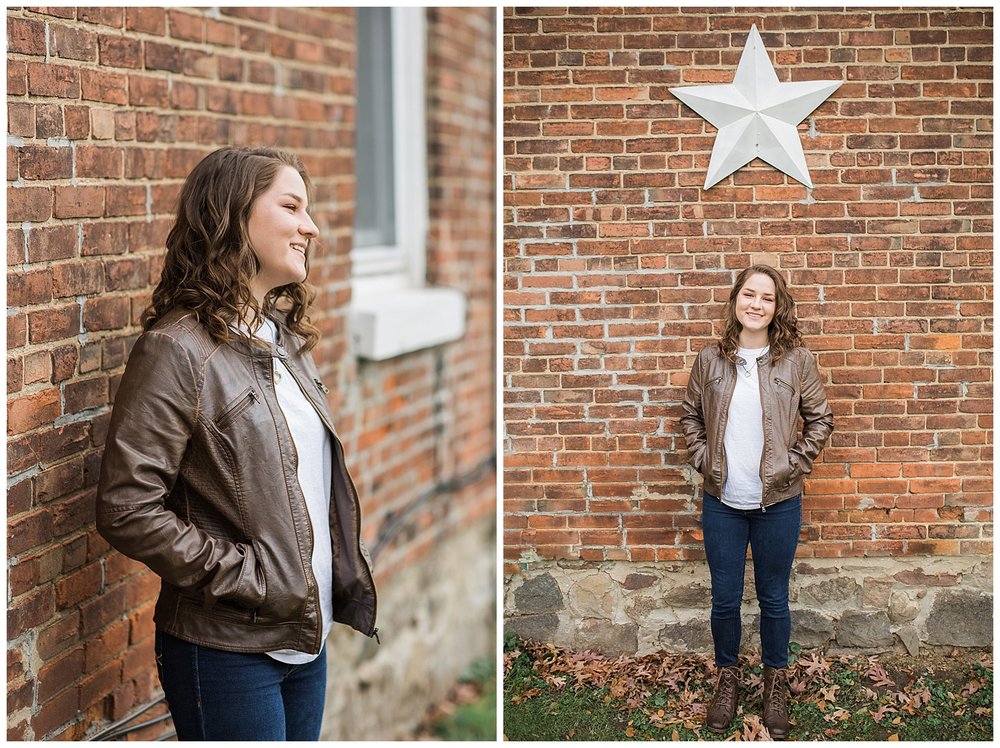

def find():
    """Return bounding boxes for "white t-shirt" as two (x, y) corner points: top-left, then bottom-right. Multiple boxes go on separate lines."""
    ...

(252, 320), (334, 664)
(721, 346), (769, 510)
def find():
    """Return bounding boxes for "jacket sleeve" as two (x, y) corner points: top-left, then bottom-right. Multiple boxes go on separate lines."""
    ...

(95, 330), (265, 610)
(789, 348), (834, 477)
(678, 348), (708, 472)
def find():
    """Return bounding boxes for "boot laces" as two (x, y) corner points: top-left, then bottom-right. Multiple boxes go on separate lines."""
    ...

(713, 668), (739, 711)
(766, 669), (787, 716)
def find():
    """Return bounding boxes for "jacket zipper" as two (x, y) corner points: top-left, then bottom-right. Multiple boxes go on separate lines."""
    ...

(717, 372), (736, 493)
(216, 388), (258, 428)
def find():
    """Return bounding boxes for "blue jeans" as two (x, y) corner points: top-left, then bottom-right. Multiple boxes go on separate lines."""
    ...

(155, 629), (327, 741)
(701, 492), (801, 669)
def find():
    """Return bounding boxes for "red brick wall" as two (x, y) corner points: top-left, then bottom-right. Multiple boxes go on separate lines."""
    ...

(503, 8), (992, 568)
(344, 6), (496, 582)
(7, 6), (495, 740)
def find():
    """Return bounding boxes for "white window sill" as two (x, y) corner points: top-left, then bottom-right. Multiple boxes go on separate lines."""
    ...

(349, 284), (467, 361)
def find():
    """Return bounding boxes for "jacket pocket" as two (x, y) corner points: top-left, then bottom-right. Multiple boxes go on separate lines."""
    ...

(215, 387), (258, 429)
(774, 376), (797, 393)
(248, 539), (268, 620)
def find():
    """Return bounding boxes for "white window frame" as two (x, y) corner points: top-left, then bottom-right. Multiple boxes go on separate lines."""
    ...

(350, 7), (466, 361)
(352, 6), (427, 289)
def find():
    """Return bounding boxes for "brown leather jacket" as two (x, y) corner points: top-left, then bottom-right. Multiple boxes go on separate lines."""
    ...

(680, 343), (834, 508)
(96, 308), (377, 654)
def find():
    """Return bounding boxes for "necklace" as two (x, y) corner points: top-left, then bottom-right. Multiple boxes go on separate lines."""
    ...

(737, 347), (769, 378)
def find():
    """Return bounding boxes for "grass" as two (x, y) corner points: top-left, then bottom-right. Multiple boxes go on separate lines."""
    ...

(504, 633), (992, 741)
(418, 656), (497, 740)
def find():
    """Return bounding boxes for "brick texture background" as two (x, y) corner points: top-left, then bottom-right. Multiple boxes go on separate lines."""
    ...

(503, 8), (991, 570)
(7, 7), (495, 740)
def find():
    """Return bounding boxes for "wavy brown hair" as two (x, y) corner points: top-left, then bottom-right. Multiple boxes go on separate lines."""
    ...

(142, 146), (320, 353)
(720, 264), (802, 362)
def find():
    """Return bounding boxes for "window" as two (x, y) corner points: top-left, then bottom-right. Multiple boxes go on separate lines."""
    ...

(350, 7), (465, 360)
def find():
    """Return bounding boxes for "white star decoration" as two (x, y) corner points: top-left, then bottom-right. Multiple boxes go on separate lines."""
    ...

(670, 25), (842, 190)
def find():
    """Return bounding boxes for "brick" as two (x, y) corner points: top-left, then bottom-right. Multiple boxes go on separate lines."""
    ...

(8, 102), (36, 137)
(27, 62), (81, 98)
(63, 376), (108, 414)
(80, 68), (129, 105)
(9, 17), (47, 55)
(74, 145), (124, 179)
(128, 74), (169, 107)
(8, 268), (53, 307)
(104, 257), (149, 291)
(16, 146), (73, 180)
(50, 23), (98, 61)
(105, 185), (146, 217)
(77, 7), (124, 27)
(126, 7), (166, 34)
(8, 186), (53, 222)
(52, 261), (104, 297)
(82, 221), (128, 256)
(7, 387), (60, 435)
(8, 59), (27, 96)
(98, 34), (142, 68)
(55, 562), (102, 609)
(64, 104), (91, 139)
(28, 303), (81, 344)
(143, 40), (182, 72)
(53, 186), (106, 219)
(28, 225), (78, 263)
(91, 107), (115, 139)
(83, 296), (129, 331)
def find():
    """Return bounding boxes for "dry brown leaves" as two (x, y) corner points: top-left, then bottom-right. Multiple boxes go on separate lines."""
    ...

(505, 640), (993, 742)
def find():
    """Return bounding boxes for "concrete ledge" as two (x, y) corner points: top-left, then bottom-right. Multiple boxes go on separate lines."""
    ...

(350, 285), (467, 361)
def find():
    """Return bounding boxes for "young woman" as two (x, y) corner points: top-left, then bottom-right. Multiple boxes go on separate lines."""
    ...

(96, 147), (378, 741)
(679, 264), (833, 740)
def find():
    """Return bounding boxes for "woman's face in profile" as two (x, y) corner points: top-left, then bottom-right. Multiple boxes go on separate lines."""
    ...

(247, 165), (319, 299)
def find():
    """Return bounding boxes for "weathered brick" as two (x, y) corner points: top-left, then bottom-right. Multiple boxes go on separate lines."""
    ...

(27, 303), (80, 344)
(28, 225), (78, 263)
(27, 62), (81, 98)
(125, 6), (166, 34)
(8, 186), (53, 222)
(50, 23), (98, 61)
(7, 387), (60, 435)
(80, 68), (129, 105)
(98, 35), (142, 69)
(53, 186), (106, 219)
(8, 17), (47, 55)
(16, 145), (73, 181)
(82, 296), (130, 331)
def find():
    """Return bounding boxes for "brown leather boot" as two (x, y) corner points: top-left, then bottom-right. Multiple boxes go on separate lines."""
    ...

(762, 665), (791, 740)
(705, 665), (740, 733)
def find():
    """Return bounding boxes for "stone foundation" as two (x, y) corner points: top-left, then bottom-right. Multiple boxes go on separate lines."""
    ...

(322, 514), (495, 740)
(504, 555), (992, 658)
